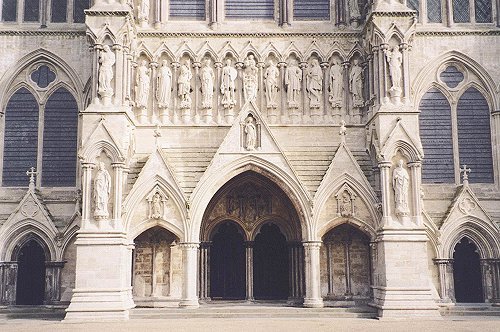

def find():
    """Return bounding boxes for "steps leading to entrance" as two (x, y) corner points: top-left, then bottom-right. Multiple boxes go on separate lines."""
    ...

(130, 305), (378, 319)
(439, 304), (500, 317)
(0, 306), (66, 320)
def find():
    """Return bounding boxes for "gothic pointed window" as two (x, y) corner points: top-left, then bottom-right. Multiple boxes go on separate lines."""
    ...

(51, 0), (68, 22)
(452, 0), (470, 22)
(427, 0), (442, 22)
(293, 0), (330, 20)
(169, 0), (206, 19)
(474, 0), (492, 23)
(73, 0), (90, 23)
(419, 88), (454, 183)
(2, 88), (39, 186)
(225, 0), (274, 19)
(23, 0), (40, 22)
(42, 87), (78, 187)
(1, 0), (17, 22)
(457, 87), (493, 183)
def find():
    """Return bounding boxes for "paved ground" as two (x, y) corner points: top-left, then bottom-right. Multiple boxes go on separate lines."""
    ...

(1, 316), (500, 332)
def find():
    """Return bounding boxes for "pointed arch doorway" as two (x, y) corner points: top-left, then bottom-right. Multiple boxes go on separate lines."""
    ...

(16, 239), (46, 305)
(200, 171), (303, 302)
(453, 237), (484, 303)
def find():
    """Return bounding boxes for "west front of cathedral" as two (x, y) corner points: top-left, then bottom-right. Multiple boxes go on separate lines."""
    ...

(0, 0), (499, 320)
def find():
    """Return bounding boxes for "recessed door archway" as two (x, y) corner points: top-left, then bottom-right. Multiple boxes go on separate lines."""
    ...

(200, 171), (303, 302)
(453, 237), (484, 303)
(15, 239), (47, 305)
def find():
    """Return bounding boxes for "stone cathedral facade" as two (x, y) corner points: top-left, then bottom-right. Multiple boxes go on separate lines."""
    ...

(0, 0), (499, 321)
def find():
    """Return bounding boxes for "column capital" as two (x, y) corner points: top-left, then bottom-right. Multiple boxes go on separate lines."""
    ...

(433, 258), (453, 265)
(378, 160), (392, 168)
(179, 242), (200, 250)
(407, 161), (422, 168)
(303, 241), (322, 249)
(244, 241), (254, 248)
(81, 162), (96, 169)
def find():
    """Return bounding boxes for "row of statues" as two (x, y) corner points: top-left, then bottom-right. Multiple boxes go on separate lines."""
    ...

(128, 55), (367, 112)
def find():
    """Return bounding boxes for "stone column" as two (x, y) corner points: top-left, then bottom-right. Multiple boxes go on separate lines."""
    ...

(481, 259), (495, 303)
(379, 44), (389, 104)
(171, 62), (180, 124)
(245, 241), (254, 301)
(277, 61), (287, 124)
(150, 61), (159, 123)
(303, 241), (323, 308)
(336, 0), (347, 26)
(179, 242), (199, 308)
(214, 61), (222, 124)
(113, 44), (124, 106)
(408, 161), (422, 225)
(378, 161), (392, 226)
(342, 61), (350, 123)
(199, 242), (211, 301)
(288, 242), (303, 302)
(492, 259), (500, 303)
(320, 61), (329, 123)
(111, 162), (126, 228)
(326, 242), (335, 298)
(434, 258), (453, 302)
(299, 61), (308, 122)
(91, 45), (100, 103)
(45, 261), (65, 304)
(0, 262), (17, 305)
(80, 162), (95, 229)
(193, 62), (201, 124)
(343, 238), (353, 298)
(366, 52), (374, 118)
(400, 43), (410, 104)
(372, 45), (381, 107)
(154, 0), (161, 28)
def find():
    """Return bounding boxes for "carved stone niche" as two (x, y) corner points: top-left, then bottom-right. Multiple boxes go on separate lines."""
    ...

(335, 184), (357, 217)
(146, 185), (169, 220)
(240, 114), (261, 151)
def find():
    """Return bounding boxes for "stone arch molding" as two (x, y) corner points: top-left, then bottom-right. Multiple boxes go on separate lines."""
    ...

(379, 118), (424, 162)
(440, 216), (500, 259)
(189, 155), (312, 243)
(314, 174), (379, 240)
(80, 119), (126, 163)
(412, 51), (498, 111)
(123, 175), (187, 241)
(0, 48), (84, 112)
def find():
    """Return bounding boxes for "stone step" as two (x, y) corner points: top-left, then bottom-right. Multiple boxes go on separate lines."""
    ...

(439, 304), (500, 317)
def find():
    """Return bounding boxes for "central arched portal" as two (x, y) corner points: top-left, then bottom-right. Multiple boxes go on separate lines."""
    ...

(200, 171), (303, 302)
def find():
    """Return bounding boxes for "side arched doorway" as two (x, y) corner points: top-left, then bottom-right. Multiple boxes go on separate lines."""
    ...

(132, 226), (182, 306)
(16, 240), (46, 305)
(200, 171), (303, 302)
(320, 224), (372, 305)
(453, 237), (484, 303)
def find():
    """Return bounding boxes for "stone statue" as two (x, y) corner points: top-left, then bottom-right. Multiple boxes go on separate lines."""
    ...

(93, 162), (111, 219)
(138, 0), (149, 25)
(392, 159), (410, 216)
(220, 59), (237, 108)
(98, 45), (115, 95)
(349, 59), (364, 107)
(349, 0), (361, 19)
(199, 58), (215, 109)
(244, 115), (257, 151)
(306, 59), (323, 108)
(178, 59), (192, 109)
(284, 59), (302, 108)
(243, 55), (258, 103)
(384, 47), (403, 90)
(339, 191), (352, 217)
(328, 60), (344, 108)
(156, 60), (172, 109)
(135, 60), (151, 109)
(264, 60), (279, 109)
(151, 192), (163, 219)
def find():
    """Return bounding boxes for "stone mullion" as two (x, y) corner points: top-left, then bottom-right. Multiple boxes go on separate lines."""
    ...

(179, 242), (199, 308)
(245, 241), (254, 301)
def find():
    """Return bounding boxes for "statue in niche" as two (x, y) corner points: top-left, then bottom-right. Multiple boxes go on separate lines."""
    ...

(349, 0), (361, 19)
(178, 59), (192, 109)
(284, 59), (302, 108)
(93, 162), (111, 220)
(199, 58), (215, 109)
(244, 115), (257, 151)
(156, 60), (172, 109)
(264, 59), (279, 109)
(135, 60), (151, 109)
(328, 60), (344, 108)
(349, 59), (364, 107)
(138, 0), (149, 25)
(150, 192), (163, 219)
(384, 47), (403, 91)
(98, 45), (115, 96)
(220, 59), (237, 108)
(392, 159), (410, 216)
(306, 59), (323, 108)
(339, 191), (353, 217)
(243, 55), (258, 103)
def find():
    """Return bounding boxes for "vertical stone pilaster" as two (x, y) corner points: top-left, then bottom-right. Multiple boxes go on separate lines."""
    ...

(81, 162), (95, 229)
(400, 43), (410, 104)
(277, 61), (287, 122)
(111, 162), (126, 225)
(44, 261), (65, 304)
(303, 241), (323, 308)
(199, 242), (211, 301)
(299, 61), (308, 120)
(326, 242), (334, 297)
(113, 44), (124, 106)
(179, 242), (199, 308)
(0, 262), (17, 305)
(408, 161), (422, 226)
(193, 62), (201, 123)
(378, 161), (392, 226)
(434, 258), (453, 302)
(214, 61), (222, 123)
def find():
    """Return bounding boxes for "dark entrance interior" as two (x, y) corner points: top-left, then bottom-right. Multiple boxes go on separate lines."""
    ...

(16, 240), (46, 305)
(210, 221), (246, 299)
(253, 223), (289, 300)
(453, 237), (484, 303)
